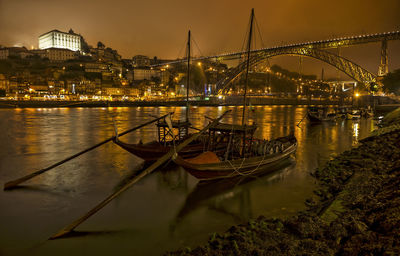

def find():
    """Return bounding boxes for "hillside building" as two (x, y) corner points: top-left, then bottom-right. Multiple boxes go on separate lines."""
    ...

(39, 29), (82, 52)
(34, 48), (78, 62)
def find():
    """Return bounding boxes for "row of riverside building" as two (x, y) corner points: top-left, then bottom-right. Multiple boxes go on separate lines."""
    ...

(0, 28), (200, 99)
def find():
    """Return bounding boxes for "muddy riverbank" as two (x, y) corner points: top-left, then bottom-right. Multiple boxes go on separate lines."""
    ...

(168, 109), (400, 255)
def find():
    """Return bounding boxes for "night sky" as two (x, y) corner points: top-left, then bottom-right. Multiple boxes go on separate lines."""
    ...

(1, 0), (399, 78)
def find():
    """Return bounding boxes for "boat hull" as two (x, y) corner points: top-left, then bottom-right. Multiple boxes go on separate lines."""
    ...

(346, 113), (361, 120)
(307, 112), (336, 122)
(113, 139), (207, 162)
(173, 141), (297, 181)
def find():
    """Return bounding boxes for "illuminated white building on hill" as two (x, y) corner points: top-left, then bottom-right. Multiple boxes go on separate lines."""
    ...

(38, 29), (81, 52)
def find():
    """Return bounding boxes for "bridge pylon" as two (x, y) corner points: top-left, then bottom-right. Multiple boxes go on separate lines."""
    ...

(378, 40), (389, 77)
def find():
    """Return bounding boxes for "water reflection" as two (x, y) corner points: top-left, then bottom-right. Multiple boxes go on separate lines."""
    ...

(170, 159), (295, 232)
(0, 106), (377, 256)
(352, 121), (359, 144)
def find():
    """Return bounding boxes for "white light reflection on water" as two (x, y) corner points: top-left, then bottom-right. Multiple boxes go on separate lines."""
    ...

(353, 121), (359, 143)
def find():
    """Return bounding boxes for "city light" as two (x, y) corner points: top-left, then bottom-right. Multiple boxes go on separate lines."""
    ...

(0, 4), (399, 256)
(0, 17), (396, 105)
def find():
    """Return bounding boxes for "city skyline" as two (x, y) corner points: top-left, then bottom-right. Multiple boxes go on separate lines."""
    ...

(1, 0), (400, 78)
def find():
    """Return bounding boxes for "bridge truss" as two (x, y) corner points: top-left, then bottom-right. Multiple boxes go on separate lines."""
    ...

(152, 30), (400, 93)
(216, 47), (377, 94)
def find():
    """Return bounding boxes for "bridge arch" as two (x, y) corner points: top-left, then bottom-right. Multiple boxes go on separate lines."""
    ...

(216, 47), (377, 94)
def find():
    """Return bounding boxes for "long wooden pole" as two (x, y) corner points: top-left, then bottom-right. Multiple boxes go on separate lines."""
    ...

(3, 113), (173, 190)
(297, 112), (308, 127)
(50, 110), (230, 240)
(186, 30), (191, 124)
(242, 8), (254, 126)
(242, 8), (255, 156)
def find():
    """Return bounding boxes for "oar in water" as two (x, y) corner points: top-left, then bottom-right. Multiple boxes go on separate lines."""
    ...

(3, 113), (173, 190)
(50, 110), (230, 240)
(297, 112), (308, 127)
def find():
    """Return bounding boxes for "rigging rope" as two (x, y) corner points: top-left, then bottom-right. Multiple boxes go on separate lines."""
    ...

(254, 15), (265, 49)
(191, 34), (204, 58)
(165, 114), (177, 157)
(224, 125), (234, 161)
(225, 145), (269, 178)
(221, 122), (270, 178)
(177, 36), (187, 60)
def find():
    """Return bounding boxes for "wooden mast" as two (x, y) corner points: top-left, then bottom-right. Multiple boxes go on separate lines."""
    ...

(242, 8), (254, 126)
(241, 8), (255, 156)
(186, 30), (191, 125)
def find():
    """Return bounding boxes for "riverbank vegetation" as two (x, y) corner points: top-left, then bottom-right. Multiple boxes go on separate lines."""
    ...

(382, 69), (400, 95)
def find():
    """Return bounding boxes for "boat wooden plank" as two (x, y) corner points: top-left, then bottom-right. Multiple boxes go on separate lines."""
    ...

(174, 142), (297, 180)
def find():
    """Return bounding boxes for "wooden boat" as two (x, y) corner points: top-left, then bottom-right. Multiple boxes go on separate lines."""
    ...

(307, 106), (337, 122)
(113, 31), (226, 163)
(346, 109), (361, 120)
(173, 9), (297, 180)
(114, 139), (206, 162)
(360, 108), (374, 118)
(113, 118), (215, 163)
(173, 133), (297, 180)
(335, 106), (349, 119)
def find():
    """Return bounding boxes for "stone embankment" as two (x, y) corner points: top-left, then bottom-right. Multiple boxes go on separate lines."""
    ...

(168, 109), (400, 255)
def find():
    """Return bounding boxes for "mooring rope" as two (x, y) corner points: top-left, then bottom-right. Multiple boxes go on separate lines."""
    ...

(226, 150), (269, 178)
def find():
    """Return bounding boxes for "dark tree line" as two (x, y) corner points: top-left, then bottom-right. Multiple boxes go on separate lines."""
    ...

(382, 69), (400, 95)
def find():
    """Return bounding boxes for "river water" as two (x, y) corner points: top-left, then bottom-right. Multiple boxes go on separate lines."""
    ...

(0, 106), (377, 255)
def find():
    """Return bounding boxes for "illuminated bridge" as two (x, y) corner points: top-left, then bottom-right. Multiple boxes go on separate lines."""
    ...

(155, 30), (400, 93)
